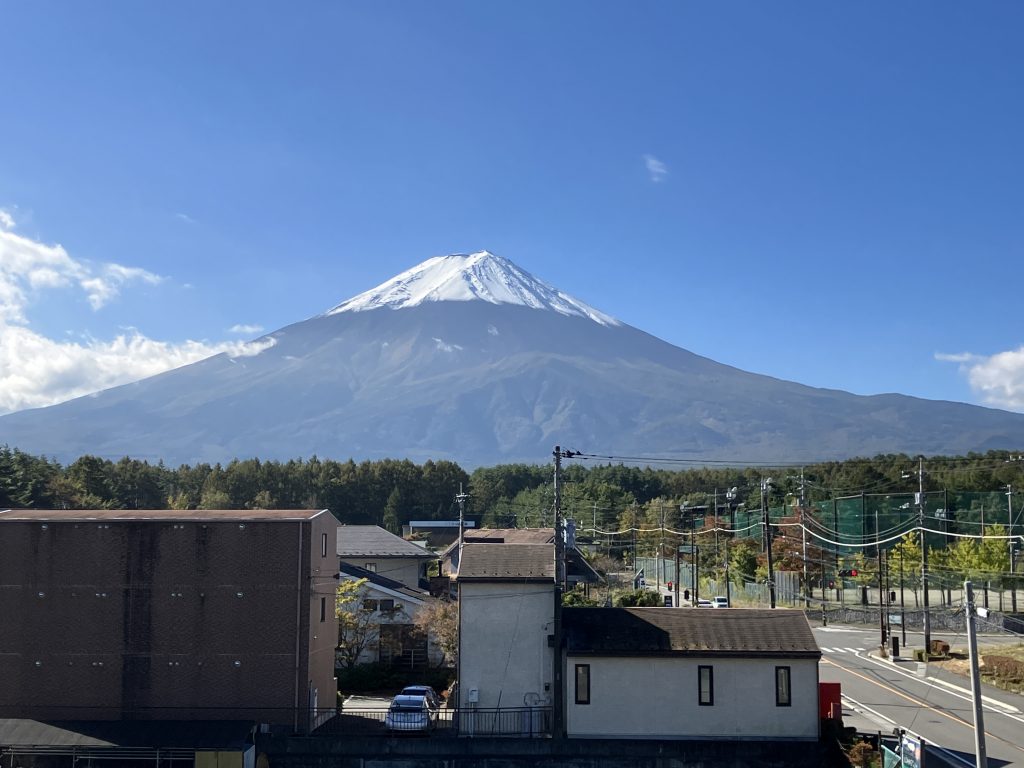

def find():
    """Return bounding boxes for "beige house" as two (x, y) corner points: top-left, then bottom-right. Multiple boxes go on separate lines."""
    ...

(563, 608), (821, 740)
(337, 563), (444, 667)
(337, 525), (437, 588)
(456, 543), (556, 726)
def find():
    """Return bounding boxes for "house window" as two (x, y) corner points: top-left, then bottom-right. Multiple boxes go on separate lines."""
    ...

(320, 597), (326, 622)
(379, 598), (395, 612)
(775, 666), (791, 707)
(574, 664), (590, 705)
(698, 665), (714, 706)
(362, 599), (378, 611)
(321, 533), (328, 557)
(365, 562), (377, 572)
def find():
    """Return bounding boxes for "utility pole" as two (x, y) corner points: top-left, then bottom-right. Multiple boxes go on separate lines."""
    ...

(692, 509), (699, 605)
(552, 445), (572, 740)
(918, 457), (931, 656)
(762, 478), (776, 609)
(658, 500), (665, 590)
(876, 505), (886, 644)
(725, 488), (737, 608)
(1009, 485), (1017, 613)
(799, 470), (809, 607)
(455, 484), (469, 575)
(964, 581), (988, 768)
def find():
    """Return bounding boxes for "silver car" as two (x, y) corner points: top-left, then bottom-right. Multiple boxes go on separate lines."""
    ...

(384, 694), (437, 733)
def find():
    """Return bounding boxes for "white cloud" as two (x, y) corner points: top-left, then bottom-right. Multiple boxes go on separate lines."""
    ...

(0, 324), (274, 414)
(0, 212), (272, 415)
(643, 154), (668, 183)
(0, 224), (165, 317)
(937, 347), (1024, 411)
(228, 323), (264, 335)
(0, 209), (15, 230)
(175, 212), (197, 224)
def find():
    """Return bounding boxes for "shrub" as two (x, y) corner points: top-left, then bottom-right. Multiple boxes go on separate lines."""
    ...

(981, 655), (1024, 683)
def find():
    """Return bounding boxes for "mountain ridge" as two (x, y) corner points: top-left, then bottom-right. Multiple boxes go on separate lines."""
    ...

(1, 253), (1023, 466)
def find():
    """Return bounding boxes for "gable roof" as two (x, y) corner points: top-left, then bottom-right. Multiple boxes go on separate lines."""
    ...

(564, 607), (820, 658)
(440, 528), (554, 560)
(456, 542), (555, 581)
(339, 562), (430, 602)
(0, 508), (329, 522)
(337, 525), (437, 558)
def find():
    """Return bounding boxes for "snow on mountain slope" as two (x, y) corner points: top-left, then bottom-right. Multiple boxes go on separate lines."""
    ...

(325, 250), (620, 327)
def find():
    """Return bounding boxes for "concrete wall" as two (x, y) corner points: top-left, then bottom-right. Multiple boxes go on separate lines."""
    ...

(256, 734), (829, 768)
(458, 582), (554, 711)
(566, 656), (819, 740)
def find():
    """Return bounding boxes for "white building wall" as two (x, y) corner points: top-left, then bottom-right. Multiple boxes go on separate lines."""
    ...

(459, 582), (554, 711)
(341, 557), (424, 588)
(567, 656), (818, 740)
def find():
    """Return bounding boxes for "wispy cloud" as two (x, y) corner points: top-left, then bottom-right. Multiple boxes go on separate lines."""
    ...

(175, 212), (197, 224)
(228, 323), (264, 335)
(643, 154), (668, 183)
(0, 210), (272, 415)
(936, 348), (1024, 411)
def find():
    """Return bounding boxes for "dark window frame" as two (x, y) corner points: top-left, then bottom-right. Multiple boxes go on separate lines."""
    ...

(362, 598), (378, 611)
(775, 666), (792, 707)
(319, 596), (326, 622)
(379, 598), (396, 612)
(321, 533), (328, 557)
(698, 665), (714, 706)
(575, 664), (591, 705)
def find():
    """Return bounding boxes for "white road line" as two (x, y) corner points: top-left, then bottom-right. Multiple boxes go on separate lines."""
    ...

(850, 650), (1024, 721)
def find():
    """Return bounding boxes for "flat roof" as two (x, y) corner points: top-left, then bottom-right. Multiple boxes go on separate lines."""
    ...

(0, 508), (330, 522)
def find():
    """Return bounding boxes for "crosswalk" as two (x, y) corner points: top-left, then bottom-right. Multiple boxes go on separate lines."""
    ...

(820, 646), (866, 655)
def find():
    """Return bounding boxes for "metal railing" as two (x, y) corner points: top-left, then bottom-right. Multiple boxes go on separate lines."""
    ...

(313, 706), (552, 738)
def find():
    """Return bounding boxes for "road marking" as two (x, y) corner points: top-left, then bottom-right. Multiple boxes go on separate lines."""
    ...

(823, 657), (1024, 756)
(851, 650), (1024, 718)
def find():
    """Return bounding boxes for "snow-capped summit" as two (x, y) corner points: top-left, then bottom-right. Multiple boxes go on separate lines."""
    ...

(325, 250), (620, 327)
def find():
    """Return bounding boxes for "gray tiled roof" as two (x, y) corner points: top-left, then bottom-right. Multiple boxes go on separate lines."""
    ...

(564, 608), (820, 658)
(456, 543), (555, 581)
(337, 525), (437, 558)
(338, 563), (430, 601)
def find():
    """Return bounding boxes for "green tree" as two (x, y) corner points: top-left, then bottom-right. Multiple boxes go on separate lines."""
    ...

(412, 598), (458, 667)
(336, 578), (378, 669)
(383, 487), (402, 533)
(890, 533), (922, 606)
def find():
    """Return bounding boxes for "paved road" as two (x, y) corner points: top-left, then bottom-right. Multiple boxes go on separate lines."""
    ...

(814, 625), (1024, 767)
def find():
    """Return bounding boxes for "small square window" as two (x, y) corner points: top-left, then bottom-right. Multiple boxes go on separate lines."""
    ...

(775, 666), (791, 707)
(698, 665), (713, 706)
(379, 598), (395, 612)
(362, 599), (378, 611)
(575, 664), (590, 705)
(365, 562), (377, 572)
(320, 597), (326, 623)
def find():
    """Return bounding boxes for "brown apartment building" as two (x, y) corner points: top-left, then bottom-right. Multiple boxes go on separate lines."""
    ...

(0, 508), (339, 733)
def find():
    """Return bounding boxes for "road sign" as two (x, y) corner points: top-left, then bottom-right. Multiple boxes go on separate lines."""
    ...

(677, 545), (696, 554)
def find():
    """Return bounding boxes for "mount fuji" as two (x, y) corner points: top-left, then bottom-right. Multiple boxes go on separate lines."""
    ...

(3, 250), (1024, 466)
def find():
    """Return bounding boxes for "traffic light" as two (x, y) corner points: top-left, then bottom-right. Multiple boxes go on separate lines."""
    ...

(838, 569), (858, 577)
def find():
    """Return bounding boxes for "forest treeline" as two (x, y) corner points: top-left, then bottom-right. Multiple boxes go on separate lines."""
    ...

(2, 446), (1023, 533)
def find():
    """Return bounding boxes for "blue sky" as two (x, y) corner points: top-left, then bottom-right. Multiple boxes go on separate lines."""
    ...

(2, 2), (1023, 415)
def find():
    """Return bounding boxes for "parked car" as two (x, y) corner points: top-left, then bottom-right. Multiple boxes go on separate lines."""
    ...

(711, 596), (730, 608)
(695, 598), (713, 608)
(384, 694), (437, 732)
(400, 685), (441, 710)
